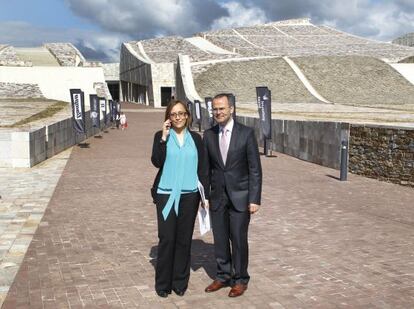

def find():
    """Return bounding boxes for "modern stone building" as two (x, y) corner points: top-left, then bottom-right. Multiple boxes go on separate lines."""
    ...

(0, 42), (112, 102)
(119, 36), (234, 107)
(120, 18), (414, 107)
(0, 42), (112, 168)
(102, 63), (120, 101)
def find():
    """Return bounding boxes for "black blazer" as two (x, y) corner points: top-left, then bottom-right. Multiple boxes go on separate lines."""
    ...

(151, 130), (209, 203)
(203, 122), (262, 211)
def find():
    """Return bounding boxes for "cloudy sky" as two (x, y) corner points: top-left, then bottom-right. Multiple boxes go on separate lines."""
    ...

(0, 0), (413, 62)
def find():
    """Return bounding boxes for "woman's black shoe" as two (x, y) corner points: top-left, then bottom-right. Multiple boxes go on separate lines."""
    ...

(156, 290), (169, 298)
(172, 288), (186, 296)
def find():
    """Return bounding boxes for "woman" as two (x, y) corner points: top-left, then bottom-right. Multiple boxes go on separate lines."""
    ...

(120, 112), (127, 130)
(151, 100), (208, 298)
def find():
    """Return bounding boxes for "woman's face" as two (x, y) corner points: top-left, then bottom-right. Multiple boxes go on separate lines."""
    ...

(169, 103), (188, 129)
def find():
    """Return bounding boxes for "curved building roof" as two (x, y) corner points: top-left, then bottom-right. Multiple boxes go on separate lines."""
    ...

(0, 43), (89, 67)
(127, 18), (414, 64)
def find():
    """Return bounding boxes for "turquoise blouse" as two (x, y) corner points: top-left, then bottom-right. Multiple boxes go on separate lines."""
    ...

(157, 129), (198, 220)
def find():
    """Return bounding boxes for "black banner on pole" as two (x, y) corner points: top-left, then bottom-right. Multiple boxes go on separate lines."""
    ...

(256, 86), (272, 139)
(186, 100), (193, 126)
(204, 97), (214, 127)
(228, 93), (236, 120)
(70, 89), (86, 134)
(99, 97), (107, 126)
(193, 100), (202, 124)
(90, 94), (100, 128)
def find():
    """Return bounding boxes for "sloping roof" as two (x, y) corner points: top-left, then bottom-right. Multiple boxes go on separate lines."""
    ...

(128, 18), (414, 64)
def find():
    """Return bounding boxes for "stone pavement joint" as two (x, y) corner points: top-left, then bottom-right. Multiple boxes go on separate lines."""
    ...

(1, 105), (414, 308)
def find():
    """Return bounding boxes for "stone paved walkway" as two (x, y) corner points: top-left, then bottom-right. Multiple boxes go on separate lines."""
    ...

(0, 148), (72, 305)
(1, 106), (414, 308)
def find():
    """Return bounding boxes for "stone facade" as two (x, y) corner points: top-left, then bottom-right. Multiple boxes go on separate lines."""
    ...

(293, 56), (414, 106)
(193, 57), (320, 104)
(197, 19), (414, 62)
(0, 82), (44, 98)
(44, 43), (85, 67)
(349, 125), (414, 187)
(102, 63), (119, 81)
(0, 46), (28, 66)
(151, 63), (175, 106)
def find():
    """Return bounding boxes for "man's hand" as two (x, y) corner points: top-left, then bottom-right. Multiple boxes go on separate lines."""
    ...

(248, 203), (260, 214)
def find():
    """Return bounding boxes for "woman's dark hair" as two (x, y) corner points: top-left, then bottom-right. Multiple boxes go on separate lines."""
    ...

(164, 100), (192, 128)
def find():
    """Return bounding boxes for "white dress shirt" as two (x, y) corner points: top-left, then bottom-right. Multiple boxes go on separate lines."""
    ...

(219, 118), (234, 151)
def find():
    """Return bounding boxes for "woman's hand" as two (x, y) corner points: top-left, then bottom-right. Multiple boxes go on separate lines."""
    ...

(201, 200), (209, 209)
(162, 120), (171, 141)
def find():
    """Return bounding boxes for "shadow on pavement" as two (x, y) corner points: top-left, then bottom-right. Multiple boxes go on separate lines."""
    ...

(149, 239), (216, 280)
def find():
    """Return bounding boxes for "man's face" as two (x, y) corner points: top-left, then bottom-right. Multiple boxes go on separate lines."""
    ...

(212, 96), (233, 126)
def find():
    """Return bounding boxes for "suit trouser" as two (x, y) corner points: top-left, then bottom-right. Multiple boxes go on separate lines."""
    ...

(211, 190), (251, 285)
(155, 192), (199, 292)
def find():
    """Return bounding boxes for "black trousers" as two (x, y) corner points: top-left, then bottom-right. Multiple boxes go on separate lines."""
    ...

(211, 190), (251, 285)
(155, 192), (200, 292)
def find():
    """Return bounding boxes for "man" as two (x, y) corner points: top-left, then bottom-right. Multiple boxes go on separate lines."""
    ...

(203, 93), (262, 297)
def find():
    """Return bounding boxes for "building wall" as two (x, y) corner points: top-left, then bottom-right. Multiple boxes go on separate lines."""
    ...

(0, 66), (108, 104)
(119, 44), (153, 105)
(349, 125), (414, 187)
(0, 111), (105, 168)
(151, 63), (175, 107)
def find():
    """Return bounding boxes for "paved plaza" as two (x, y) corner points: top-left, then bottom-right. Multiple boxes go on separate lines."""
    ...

(1, 105), (414, 308)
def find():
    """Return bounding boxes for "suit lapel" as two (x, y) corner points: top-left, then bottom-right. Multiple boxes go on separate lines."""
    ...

(212, 125), (225, 168)
(225, 122), (238, 167)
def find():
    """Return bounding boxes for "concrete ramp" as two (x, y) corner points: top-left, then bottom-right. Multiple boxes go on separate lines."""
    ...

(15, 47), (60, 66)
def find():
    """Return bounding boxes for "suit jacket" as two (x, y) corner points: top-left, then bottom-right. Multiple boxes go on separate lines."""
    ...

(151, 129), (209, 203)
(204, 122), (262, 211)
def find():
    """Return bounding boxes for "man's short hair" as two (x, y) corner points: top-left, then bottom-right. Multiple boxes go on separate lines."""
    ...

(213, 93), (233, 106)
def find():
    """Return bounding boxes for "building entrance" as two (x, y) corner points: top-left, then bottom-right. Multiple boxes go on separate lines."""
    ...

(161, 87), (172, 107)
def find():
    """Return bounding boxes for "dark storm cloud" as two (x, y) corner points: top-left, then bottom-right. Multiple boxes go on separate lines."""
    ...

(65, 0), (229, 38)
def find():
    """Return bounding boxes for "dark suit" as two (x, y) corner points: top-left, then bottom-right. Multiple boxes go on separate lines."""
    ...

(204, 121), (262, 285)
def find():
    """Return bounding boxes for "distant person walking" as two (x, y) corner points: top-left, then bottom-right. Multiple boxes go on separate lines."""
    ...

(115, 112), (121, 129)
(151, 100), (208, 298)
(120, 112), (127, 130)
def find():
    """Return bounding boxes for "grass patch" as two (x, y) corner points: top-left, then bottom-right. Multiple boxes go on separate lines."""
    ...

(0, 101), (68, 128)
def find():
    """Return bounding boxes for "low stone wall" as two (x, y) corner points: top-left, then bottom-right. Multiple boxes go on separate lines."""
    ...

(0, 111), (106, 168)
(198, 108), (348, 169)
(349, 125), (414, 187)
(197, 108), (413, 185)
